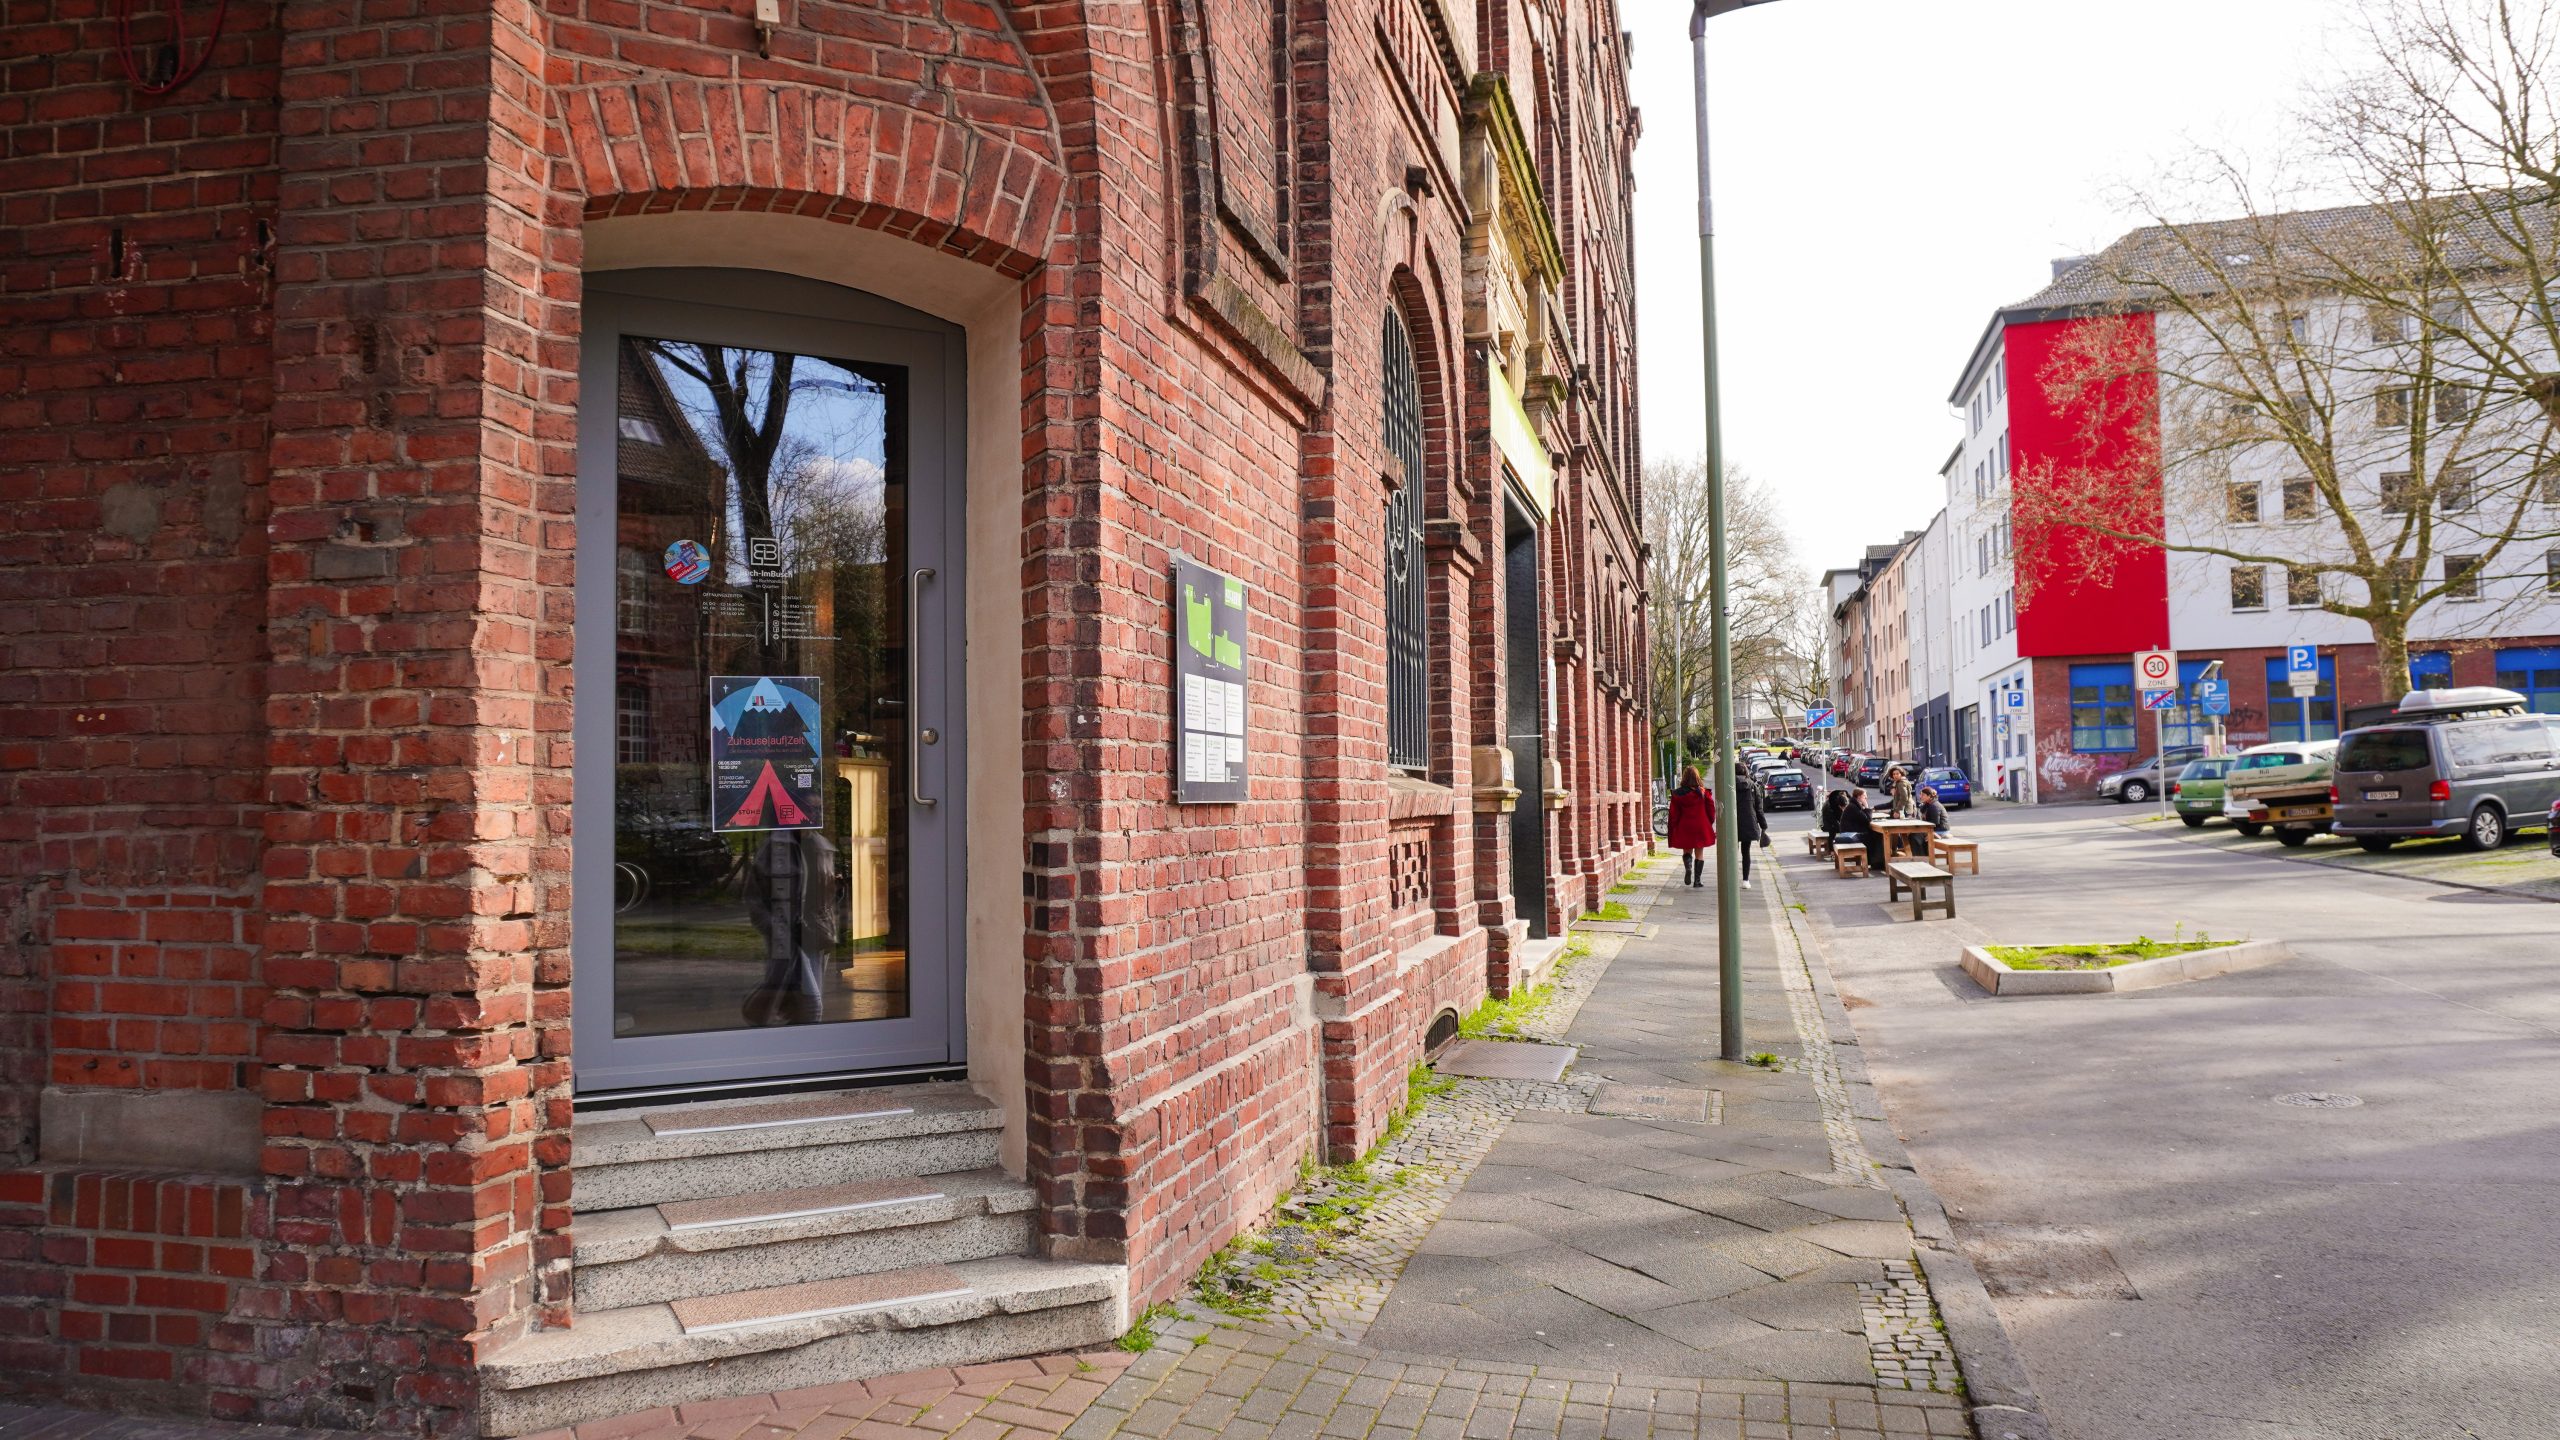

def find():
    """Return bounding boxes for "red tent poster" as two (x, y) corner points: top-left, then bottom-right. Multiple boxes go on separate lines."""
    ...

(708, 675), (825, 832)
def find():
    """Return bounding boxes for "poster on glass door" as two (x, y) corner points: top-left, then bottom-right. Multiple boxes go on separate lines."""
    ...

(709, 675), (826, 832)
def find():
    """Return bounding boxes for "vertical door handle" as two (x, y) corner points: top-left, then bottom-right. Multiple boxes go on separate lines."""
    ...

(910, 566), (938, 807)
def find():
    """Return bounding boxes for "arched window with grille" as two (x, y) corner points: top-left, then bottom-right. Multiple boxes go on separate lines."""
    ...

(1382, 308), (1430, 774)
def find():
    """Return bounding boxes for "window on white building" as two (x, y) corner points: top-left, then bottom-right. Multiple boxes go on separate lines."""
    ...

(2439, 466), (2475, 512)
(2282, 476), (2316, 520)
(2377, 388), (2412, 427)
(2381, 471), (2419, 514)
(2230, 566), (2266, 611)
(2444, 553), (2484, 600)
(2286, 568), (2322, 608)
(2227, 482), (2260, 524)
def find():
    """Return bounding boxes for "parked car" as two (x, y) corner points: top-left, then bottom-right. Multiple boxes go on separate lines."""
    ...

(2095, 745), (2209, 804)
(2169, 756), (2233, 828)
(2330, 687), (2560, 852)
(2222, 740), (2340, 842)
(1762, 767), (1814, 810)
(1830, 750), (1857, 776)
(1852, 755), (1891, 788)
(1917, 766), (1973, 808)
(2550, 797), (2560, 856)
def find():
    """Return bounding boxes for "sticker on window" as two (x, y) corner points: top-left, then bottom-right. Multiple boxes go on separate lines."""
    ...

(664, 538), (711, 585)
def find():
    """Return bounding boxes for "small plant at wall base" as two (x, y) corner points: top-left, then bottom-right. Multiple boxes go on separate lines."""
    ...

(1580, 900), (1633, 922)
(1189, 1065), (1439, 1318)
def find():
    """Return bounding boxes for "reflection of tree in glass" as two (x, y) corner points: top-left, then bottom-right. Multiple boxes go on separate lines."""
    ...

(635, 342), (888, 573)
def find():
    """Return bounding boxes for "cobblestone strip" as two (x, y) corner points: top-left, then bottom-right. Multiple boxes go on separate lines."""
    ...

(1762, 876), (1878, 1189)
(1248, 862), (1670, 1340)
(1765, 871), (1964, 1398)
(1860, 1259), (1961, 1394)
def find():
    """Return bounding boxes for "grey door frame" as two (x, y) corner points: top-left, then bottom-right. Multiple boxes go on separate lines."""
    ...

(571, 268), (969, 1095)
(1503, 486), (1547, 941)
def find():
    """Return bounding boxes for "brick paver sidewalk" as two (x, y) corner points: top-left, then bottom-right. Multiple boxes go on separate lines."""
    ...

(0, 1353), (1135, 1440)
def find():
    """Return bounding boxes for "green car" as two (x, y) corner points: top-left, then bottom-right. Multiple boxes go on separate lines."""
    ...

(2170, 757), (2233, 827)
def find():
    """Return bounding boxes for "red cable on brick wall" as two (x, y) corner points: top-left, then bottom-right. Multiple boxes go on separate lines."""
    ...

(114, 0), (229, 96)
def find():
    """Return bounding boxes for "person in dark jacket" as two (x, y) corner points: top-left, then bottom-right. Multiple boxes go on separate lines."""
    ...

(1819, 787), (1850, 841)
(1916, 787), (1950, 834)
(1665, 765), (1716, 887)
(1839, 787), (1880, 863)
(1727, 775), (1768, 888)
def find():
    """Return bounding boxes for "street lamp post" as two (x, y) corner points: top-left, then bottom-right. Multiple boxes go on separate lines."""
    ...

(1691, 0), (1779, 1062)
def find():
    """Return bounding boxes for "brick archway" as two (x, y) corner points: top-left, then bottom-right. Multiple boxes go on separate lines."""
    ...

(554, 79), (1067, 278)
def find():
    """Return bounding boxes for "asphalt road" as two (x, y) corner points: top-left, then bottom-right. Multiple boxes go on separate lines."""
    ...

(1769, 760), (2560, 1440)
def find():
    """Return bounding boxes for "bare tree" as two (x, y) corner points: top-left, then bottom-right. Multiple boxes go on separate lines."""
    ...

(2011, 0), (2560, 697)
(1645, 456), (1814, 761)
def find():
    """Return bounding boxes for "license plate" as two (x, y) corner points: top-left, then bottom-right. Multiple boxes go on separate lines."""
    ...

(2273, 805), (2326, 821)
(2365, 789), (2399, 801)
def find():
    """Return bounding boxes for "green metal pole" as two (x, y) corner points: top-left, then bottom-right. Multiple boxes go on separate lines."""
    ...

(1690, 6), (1742, 1061)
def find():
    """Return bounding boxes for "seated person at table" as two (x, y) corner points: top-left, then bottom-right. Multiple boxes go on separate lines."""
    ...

(1840, 789), (1880, 859)
(1819, 787), (1851, 842)
(1916, 786), (1950, 834)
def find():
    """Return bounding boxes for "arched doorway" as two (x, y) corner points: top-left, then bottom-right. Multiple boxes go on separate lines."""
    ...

(570, 268), (969, 1094)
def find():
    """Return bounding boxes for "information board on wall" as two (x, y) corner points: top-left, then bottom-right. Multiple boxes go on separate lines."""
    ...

(1174, 556), (1250, 803)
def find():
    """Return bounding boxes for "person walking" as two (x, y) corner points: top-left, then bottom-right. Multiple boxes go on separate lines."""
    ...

(1666, 765), (1716, 888)
(1886, 765), (1916, 820)
(1728, 773), (1767, 889)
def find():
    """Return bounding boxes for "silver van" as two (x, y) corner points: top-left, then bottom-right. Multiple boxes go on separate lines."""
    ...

(2330, 688), (2560, 851)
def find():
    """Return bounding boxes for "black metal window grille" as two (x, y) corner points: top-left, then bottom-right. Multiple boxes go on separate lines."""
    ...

(1383, 309), (1430, 773)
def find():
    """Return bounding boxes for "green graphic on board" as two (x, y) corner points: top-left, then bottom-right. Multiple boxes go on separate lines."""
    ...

(1185, 580), (1243, 669)
(1173, 556), (1250, 803)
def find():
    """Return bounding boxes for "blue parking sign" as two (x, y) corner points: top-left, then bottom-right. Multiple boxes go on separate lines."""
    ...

(2287, 644), (2318, 678)
(2197, 678), (2231, 716)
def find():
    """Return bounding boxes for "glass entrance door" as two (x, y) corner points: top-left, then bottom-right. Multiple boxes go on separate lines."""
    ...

(573, 271), (966, 1094)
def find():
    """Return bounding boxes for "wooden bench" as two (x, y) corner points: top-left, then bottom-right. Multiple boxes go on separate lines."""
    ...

(1805, 831), (1834, 857)
(1929, 834), (1979, 876)
(1886, 860), (1955, 921)
(1831, 842), (1868, 878)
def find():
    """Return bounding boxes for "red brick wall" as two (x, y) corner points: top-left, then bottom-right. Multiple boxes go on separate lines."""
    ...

(4, 0), (1651, 1423)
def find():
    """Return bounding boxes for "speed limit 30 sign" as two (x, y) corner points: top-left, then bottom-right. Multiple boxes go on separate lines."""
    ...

(2134, 648), (2178, 688)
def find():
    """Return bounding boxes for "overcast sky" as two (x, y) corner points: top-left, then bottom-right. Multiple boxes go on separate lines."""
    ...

(1628, 0), (2365, 583)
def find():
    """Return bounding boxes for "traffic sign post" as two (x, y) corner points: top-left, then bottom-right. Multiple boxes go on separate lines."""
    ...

(2135, 649), (2178, 821)
(2287, 643), (2319, 738)
(1805, 706), (1837, 730)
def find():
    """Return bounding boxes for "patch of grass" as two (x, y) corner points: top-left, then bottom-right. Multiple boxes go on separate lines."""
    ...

(1578, 900), (1634, 922)
(1746, 1052), (1783, 1070)
(1117, 1302), (1177, 1351)
(1608, 881), (1637, 895)
(1989, 933), (2235, 970)
(1457, 935), (1591, 1039)
(1189, 1065), (1440, 1318)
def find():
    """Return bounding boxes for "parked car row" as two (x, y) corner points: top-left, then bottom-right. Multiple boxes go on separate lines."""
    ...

(2166, 687), (2560, 854)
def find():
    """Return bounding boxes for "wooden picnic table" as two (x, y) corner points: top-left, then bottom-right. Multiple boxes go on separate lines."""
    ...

(1871, 818), (1935, 864)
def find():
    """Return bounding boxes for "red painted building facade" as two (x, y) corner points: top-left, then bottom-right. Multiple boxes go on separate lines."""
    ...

(0, 0), (1652, 1431)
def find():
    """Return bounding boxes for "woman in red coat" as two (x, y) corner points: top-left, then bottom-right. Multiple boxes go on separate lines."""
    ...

(1665, 764), (1716, 887)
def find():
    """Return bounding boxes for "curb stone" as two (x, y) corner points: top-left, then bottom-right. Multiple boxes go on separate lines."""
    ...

(1768, 864), (2056, 1440)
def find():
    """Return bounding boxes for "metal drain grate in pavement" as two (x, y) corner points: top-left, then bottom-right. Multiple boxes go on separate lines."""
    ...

(1586, 1082), (1720, 1123)
(2275, 1091), (2364, 1108)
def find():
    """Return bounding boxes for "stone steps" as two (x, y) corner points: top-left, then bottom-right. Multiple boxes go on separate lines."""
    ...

(572, 1081), (1003, 1211)
(488, 1083), (1125, 1437)
(572, 1168), (1038, 1311)
(479, 1254), (1126, 1436)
